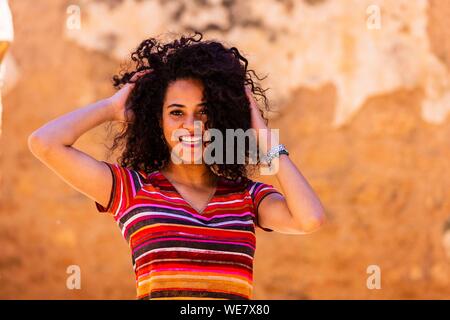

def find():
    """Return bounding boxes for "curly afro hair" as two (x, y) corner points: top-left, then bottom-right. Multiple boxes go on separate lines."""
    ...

(108, 31), (272, 181)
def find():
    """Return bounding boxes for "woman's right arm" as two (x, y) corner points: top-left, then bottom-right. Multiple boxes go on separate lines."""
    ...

(28, 70), (151, 207)
(28, 98), (120, 208)
(27, 73), (141, 208)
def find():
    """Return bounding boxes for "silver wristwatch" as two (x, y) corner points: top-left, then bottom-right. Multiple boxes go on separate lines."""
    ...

(263, 144), (289, 166)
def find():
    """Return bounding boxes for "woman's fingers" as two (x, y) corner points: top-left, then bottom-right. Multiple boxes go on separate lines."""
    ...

(110, 69), (152, 122)
(130, 69), (152, 82)
(245, 85), (259, 111)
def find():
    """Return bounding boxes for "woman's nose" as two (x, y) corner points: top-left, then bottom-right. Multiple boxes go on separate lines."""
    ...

(182, 114), (203, 133)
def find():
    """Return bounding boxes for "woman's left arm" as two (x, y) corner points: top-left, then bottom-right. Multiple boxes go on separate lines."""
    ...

(246, 86), (326, 235)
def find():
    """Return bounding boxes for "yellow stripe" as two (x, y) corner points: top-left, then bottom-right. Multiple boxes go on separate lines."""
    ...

(136, 275), (252, 298)
(137, 270), (252, 284)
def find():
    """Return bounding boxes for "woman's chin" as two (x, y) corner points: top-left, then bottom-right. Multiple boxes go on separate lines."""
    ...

(170, 143), (214, 165)
(177, 150), (205, 165)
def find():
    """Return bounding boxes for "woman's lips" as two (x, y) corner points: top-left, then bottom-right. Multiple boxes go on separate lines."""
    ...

(181, 141), (201, 148)
(179, 135), (202, 148)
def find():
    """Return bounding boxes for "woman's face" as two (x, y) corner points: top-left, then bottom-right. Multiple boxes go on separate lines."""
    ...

(161, 78), (209, 164)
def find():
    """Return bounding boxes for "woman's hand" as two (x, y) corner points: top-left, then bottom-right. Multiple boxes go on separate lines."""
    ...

(109, 70), (152, 123)
(245, 85), (268, 132)
(245, 84), (273, 155)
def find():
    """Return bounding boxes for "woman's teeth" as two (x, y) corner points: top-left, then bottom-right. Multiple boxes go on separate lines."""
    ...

(180, 136), (202, 147)
(180, 136), (202, 144)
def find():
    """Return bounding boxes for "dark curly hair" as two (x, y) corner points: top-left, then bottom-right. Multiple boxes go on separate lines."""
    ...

(107, 31), (272, 181)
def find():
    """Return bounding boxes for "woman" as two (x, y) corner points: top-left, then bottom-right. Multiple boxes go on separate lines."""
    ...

(28, 32), (325, 300)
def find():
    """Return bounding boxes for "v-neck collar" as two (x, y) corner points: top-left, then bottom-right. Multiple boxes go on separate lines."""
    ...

(157, 171), (220, 215)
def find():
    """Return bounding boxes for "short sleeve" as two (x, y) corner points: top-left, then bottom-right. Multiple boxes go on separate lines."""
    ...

(95, 161), (145, 217)
(248, 181), (283, 232)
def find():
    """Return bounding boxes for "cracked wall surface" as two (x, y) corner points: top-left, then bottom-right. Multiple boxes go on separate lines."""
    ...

(66, 0), (450, 126)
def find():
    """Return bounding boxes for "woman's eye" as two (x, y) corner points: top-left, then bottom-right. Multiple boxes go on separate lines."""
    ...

(170, 109), (207, 116)
(170, 110), (183, 116)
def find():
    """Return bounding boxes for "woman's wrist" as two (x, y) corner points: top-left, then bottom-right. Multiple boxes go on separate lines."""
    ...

(101, 97), (116, 121)
(256, 126), (277, 155)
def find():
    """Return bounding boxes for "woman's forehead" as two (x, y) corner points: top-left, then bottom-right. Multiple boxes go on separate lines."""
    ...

(167, 78), (204, 92)
(164, 78), (205, 106)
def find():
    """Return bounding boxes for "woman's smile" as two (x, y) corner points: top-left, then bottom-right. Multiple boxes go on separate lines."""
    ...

(179, 135), (202, 147)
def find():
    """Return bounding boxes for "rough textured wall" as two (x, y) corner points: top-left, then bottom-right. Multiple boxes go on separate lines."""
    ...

(66, 0), (450, 126)
(1, 0), (449, 299)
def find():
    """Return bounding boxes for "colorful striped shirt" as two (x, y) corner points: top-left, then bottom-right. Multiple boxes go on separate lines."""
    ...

(95, 161), (282, 300)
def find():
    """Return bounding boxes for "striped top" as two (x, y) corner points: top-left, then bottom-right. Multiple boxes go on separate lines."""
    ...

(95, 161), (282, 300)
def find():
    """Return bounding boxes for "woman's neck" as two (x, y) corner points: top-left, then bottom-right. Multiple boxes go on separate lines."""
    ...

(160, 162), (217, 187)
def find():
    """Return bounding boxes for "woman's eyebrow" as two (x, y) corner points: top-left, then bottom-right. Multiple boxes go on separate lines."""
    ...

(167, 102), (207, 108)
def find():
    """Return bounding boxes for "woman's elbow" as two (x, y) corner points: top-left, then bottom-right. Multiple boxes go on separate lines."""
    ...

(310, 211), (326, 231)
(28, 131), (52, 158)
(296, 210), (326, 234)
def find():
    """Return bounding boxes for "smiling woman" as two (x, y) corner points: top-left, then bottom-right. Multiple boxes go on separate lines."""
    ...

(161, 78), (209, 165)
(108, 31), (267, 181)
(28, 31), (325, 300)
